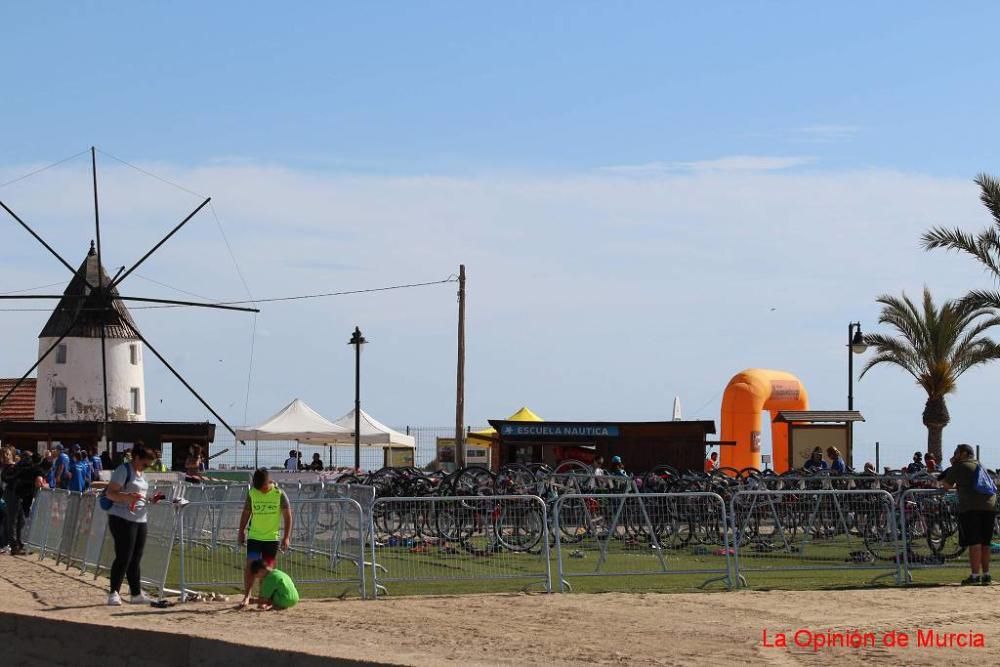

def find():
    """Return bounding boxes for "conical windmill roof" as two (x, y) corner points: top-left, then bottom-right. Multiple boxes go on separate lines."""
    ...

(38, 243), (141, 339)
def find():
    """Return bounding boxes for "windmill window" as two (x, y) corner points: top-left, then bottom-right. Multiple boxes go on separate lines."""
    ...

(129, 344), (139, 365)
(53, 387), (67, 414)
(130, 387), (141, 415)
(56, 344), (67, 364)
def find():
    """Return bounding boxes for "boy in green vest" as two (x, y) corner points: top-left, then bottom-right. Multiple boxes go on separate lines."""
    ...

(237, 468), (293, 609)
(249, 559), (300, 610)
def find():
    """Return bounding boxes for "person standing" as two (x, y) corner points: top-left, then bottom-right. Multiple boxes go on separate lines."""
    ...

(826, 447), (847, 474)
(609, 455), (628, 477)
(704, 451), (719, 473)
(284, 450), (298, 472)
(906, 452), (926, 475)
(89, 446), (103, 478)
(67, 450), (92, 492)
(51, 445), (71, 489)
(104, 443), (163, 605)
(4, 452), (44, 556)
(592, 455), (606, 476)
(184, 444), (204, 482)
(940, 443), (997, 585)
(237, 468), (293, 609)
(803, 448), (829, 472)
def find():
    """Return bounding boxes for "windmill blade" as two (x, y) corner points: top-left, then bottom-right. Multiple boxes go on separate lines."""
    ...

(130, 328), (245, 444)
(112, 197), (211, 289)
(116, 295), (259, 313)
(0, 200), (95, 289)
(0, 307), (86, 409)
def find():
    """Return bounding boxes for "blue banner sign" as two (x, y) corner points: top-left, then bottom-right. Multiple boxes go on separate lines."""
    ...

(499, 423), (620, 438)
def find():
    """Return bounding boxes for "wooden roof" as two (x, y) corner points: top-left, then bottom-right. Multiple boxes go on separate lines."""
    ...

(39, 243), (141, 339)
(0, 379), (36, 420)
(773, 410), (865, 423)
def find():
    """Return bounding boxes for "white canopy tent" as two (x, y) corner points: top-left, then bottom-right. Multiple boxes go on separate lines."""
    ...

(330, 408), (416, 449)
(235, 398), (351, 444)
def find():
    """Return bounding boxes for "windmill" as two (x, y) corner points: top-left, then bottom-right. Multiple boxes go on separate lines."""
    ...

(0, 147), (258, 448)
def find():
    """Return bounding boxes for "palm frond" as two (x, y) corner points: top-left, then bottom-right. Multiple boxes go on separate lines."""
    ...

(975, 173), (1000, 225)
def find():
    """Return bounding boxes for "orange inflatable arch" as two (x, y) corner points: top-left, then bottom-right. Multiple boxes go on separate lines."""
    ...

(719, 369), (809, 473)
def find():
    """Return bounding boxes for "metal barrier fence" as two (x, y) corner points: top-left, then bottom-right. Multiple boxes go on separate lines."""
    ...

(23, 487), (52, 553)
(21, 483), (990, 599)
(730, 489), (902, 586)
(898, 488), (968, 582)
(371, 495), (552, 596)
(553, 492), (732, 592)
(176, 496), (367, 599)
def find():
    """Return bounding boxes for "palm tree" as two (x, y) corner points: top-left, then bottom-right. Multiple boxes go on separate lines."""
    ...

(860, 287), (1000, 461)
(922, 173), (1000, 309)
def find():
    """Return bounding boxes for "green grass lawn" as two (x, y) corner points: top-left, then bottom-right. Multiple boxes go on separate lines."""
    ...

(133, 532), (974, 599)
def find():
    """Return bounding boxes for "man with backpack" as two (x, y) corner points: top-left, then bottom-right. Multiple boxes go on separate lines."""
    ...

(940, 443), (997, 585)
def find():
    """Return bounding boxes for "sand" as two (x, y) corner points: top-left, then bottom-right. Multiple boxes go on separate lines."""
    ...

(2, 554), (999, 665)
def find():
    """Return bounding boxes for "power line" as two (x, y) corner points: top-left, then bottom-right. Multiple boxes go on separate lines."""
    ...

(0, 276), (458, 311)
(0, 149), (90, 190)
(95, 148), (206, 199)
(0, 281), (67, 295)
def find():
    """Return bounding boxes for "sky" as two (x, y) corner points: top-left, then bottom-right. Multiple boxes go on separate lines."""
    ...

(2, 3), (1000, 467)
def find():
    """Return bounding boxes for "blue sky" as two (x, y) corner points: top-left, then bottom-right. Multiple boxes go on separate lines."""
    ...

(2, 3), (1000, 467)
(4, 3), (998, 175)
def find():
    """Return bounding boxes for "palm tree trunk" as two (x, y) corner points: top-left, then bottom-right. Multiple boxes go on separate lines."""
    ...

(922, 395), (950, 463)
(926, 424), (945, 463)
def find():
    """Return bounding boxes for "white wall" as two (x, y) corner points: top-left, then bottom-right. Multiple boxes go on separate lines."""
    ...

(35, 337), (146, 421)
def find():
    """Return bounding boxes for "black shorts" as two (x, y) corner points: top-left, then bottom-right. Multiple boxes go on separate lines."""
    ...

(958, 510), (996, 547)
(246, 539), (279, 565)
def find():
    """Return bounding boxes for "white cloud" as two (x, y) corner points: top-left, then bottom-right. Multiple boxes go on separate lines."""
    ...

(790, 124), (860, 143)
(602, 155), (815, 174)
(0, 160), (995, 468)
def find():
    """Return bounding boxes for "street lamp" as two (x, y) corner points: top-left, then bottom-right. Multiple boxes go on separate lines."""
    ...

(847, 321), (866, 410)
(847, 321), (866, 467)
(348, 326), (367, 471)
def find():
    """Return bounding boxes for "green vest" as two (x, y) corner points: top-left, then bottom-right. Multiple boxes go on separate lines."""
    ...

(247, 486), (283, 542)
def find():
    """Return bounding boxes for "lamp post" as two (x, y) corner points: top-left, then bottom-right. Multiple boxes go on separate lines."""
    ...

(847, 321), (867, 465)
(349, 326), (367, 471)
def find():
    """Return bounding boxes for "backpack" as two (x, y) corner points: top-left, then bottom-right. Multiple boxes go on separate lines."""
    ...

(99, 463), (134, 511)
(973, 464), (997, 496)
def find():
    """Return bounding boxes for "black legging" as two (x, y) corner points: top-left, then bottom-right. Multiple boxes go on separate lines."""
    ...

(108, 515), (147, 596)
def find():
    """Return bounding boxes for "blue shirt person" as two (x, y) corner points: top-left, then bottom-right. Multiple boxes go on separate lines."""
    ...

(68, 457), (92, 492)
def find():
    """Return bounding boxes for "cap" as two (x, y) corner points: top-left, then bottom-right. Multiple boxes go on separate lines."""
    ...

(54, 444), (64, 450)
(611, 455), (622, 464)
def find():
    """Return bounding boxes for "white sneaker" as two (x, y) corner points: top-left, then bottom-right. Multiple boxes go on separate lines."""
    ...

(129, 592), (154, 604)
(107, 592), (123, 606)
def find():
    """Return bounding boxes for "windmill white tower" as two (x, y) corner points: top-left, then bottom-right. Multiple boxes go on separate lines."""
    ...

(0, 146), (258, 451)
(34, 242), (146, 421)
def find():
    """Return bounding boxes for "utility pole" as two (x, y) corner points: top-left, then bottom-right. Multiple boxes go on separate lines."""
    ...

(455, 264), (466, 468)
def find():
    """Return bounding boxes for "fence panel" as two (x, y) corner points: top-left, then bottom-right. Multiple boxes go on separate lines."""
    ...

(730, 489), (902, 587)
(371, 495), (551, 596)
(898, 488), (969, 582)
(23, 487), (53, 552)
(39, 489), (72, 560)
(553, 492), (732, 592)
(61, 492), (98, 569)
(175, 497), (367, 599)
(81, 500), (110, 575)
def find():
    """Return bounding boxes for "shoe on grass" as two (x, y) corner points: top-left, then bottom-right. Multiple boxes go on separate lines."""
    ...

(128, 592), (154, 604)
(960, 575), (981, 586)
(107, 592), (123, 606)
(982, 574), (992, 586)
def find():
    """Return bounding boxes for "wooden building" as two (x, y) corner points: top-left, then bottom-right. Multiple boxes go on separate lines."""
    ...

(488, 419), (717, 473)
